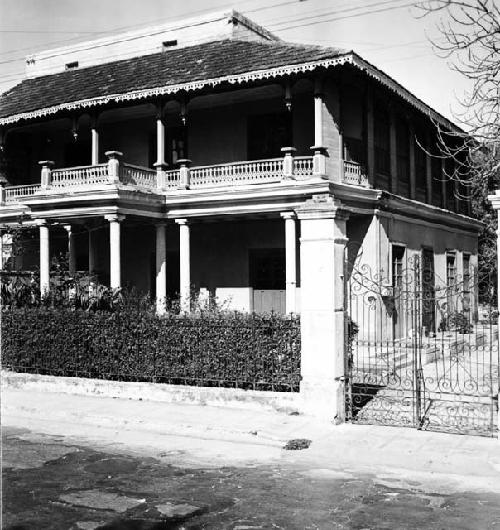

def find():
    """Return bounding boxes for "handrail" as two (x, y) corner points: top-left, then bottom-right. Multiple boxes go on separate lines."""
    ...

(5, 184), (41, 202)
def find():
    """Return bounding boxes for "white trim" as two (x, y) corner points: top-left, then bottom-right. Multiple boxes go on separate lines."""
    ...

(0, 52), (460, 132)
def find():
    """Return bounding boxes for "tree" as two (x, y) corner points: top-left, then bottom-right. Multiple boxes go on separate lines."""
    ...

(417, 0), (500, 290)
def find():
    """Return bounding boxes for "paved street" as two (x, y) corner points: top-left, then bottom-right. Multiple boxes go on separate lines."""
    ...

(3, 425), (500, 530)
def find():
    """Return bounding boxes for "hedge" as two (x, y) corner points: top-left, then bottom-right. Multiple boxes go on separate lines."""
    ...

(1, 308), (301, 392)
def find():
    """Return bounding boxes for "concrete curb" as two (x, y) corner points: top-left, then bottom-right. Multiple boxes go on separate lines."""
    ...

(1, 371), (301, 414)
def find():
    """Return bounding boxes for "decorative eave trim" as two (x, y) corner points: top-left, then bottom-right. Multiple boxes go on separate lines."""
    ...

(0, 51), (461, 133)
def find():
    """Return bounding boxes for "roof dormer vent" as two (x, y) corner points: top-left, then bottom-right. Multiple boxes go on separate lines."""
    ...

(65, 61), (79, 70)
(162, 40), (178, 51)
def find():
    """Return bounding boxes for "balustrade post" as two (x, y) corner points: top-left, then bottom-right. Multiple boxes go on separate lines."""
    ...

(281, 147), (296, 180)
(39, 160), (54, 189)
(105, 151), (123, 184)
(154, 162), (169, 190)
(177, 159), (191, 190)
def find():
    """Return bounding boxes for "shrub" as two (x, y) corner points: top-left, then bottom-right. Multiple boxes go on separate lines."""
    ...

(1, 307), (301, 392)
(438, 310), (473, 334)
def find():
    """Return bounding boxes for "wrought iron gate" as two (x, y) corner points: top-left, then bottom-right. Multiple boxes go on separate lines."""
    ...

(344, 254), (499, 437)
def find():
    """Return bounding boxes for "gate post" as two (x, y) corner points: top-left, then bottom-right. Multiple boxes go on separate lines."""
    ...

(297, 194), (349, 421)
(488, 190), (500, 440)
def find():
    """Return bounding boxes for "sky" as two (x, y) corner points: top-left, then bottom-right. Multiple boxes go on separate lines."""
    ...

(0, 0), (470, 123)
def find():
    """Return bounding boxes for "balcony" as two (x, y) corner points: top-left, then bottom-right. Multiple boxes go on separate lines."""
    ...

(2, 153), (318, 205)
(343, 160), (369, 187)
(1, 156), (374, 207)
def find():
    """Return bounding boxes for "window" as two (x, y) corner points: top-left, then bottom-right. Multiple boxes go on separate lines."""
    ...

(431, 153), (442, 207)
(463, 253), (471, 312)
(392, 245), (405, 290)
(162, 40), (178, 50)
(374, 105), (390, 176)
(247, 113), (289, 160)
(65, 61), (79, 70)
(249, 249), (285, 290)
(446, 251), (457, 311)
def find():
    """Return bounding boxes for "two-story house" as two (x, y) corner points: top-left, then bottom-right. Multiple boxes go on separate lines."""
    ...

(0, 10), (480, 331)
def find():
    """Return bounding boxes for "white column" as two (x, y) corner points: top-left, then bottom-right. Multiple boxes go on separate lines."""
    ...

(64, 225), (77, 275)
(91, 122), (99, 165)
(39, 221), (50, 296)
(176, 218), (190, 313)
(156, 112), (166, 167)
(281, 212), (297, 313)
(156, 222), (167, 315)
(105, 214), (124, 289)
(311, 78), (327, 176)
(297, 195), (349, 420)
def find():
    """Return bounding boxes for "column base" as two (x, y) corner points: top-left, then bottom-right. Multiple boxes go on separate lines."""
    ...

(299, 376), (345, 422)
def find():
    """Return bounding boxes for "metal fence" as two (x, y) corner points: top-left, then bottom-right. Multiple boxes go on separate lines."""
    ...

(345, 254), (499, 437)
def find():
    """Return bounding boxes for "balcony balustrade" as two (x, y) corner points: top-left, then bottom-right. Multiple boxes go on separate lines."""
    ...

(343, 160), (369, 187)
(1, 154), (319, 205)
(1, 156), (372, 206)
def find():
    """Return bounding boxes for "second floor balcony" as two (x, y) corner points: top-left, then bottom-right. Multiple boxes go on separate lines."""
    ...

(1, 151), (329, 206)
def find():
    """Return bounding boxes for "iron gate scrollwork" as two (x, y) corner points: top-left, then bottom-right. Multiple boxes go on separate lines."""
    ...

(344, 250), (499, 437)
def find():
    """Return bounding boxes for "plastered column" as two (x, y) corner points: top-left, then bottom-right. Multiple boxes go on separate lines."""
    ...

(38, 220), (50, 296)
(105, 214), (124, 289)
(487, 190), (500, 441)
(91, 114), (99, 165)
(281, 212), (297, 314)
(297, 195), (349, 420)
(156, 223), (167, 315)
(176, 218), (191, 313)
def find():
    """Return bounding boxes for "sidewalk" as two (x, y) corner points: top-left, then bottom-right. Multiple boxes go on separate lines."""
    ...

(3, 385), (500, 494)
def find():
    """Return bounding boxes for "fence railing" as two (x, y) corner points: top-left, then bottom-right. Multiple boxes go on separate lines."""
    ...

(119, 163), (157, 189)
(189, 158), (285, 188)
(2, 155), (316, 204)
(343, 160), (369, 187)
(51, 164), (109, 187)
(4, 184), (42, 203)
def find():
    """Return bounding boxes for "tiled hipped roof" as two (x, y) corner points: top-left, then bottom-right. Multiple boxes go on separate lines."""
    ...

(0, 40), (345, 121)
(0, 38), (459, 132)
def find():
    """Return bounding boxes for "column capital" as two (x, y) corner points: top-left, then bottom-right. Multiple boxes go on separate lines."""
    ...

(296, 195), (349, 221)
(63, 224), (72, 233)
(104, 150), (123, 160)
(104, 213), (125, 223)
(280, 211), (296, 220)
(38, 160), (55, 168)
(34, 218), (49, 227)
(175, 218), (189, 226)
